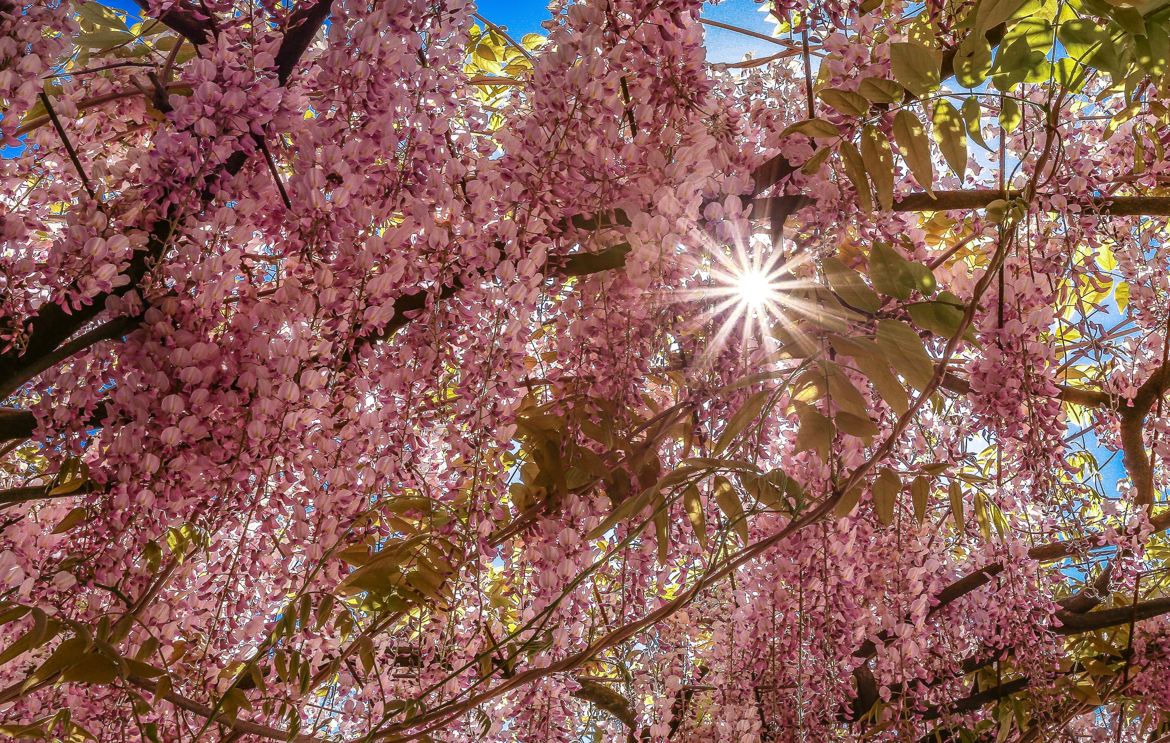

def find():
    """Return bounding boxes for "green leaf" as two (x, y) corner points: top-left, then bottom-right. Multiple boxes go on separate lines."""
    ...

(953, 32), (992, 88)
(892, 110), (934, 196)
(795, 407), (833, 462)
(336, 536), (426, 594)
(835, 484), (863, 518)
(875, 319), (935, 391)
(53, 507), (89, 534)
(59, 653), (120, 685)
(1136, 24), (1169, 77)
(77, 2), (126, 30)
(682, 485), (708, 550)
(975, 0), (1029, 33)
(1057, 20), (1124, 79)
(587, 486), (654, 540)
(76, 29), (135, 51)
(50, 458), (89, 496)
(714, 390), (771, 455)
(911, 476), (930, 523)
(859, 125), (894, 211)
(872, 468), (900, 526)
(1111, 6), (1145, 36)
(868, 242), (936, 300)
(781, 118), (842, 139)
(801, 146), (833, 176)
(999, 97), (1022, 134)
(890, 41), (941, 97)
(839, 140), (873, 212)
(822, 362), (871, 421)
(822, 257), (881, 313)
(931, 100), (967, 179)
(741, 469), (803, 512)
(906, 291), (974, 341)
(850, 349), (910, 416)
(835, 411), (879, 439)
(818, 88), (869, 116)
(962, 97), (991, 151)
(0, 612), (59, 666)
(857, 77), (903, 103)
(949, 480), (965, 532)
(713, 477), (749, 544)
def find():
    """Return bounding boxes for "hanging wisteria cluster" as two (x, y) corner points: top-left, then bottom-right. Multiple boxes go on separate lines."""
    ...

(3, 0), (1170, 740)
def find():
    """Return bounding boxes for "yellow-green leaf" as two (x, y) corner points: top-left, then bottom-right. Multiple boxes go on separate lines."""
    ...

(835, 484), (863, 518)
(860, 125), (894, 210)
(875, 319), (935, 391)
(911, 476), (930, 523)
(906, 291), (973, 341)
(781, 118), (842, 139)
(953, 32), (992, 88)
(795, 407), (833, 462)
(839, 140), (873, 212)
(818, 88), (870, 116)
(682, 485), (708, 550)
(999, 97), (1022, 134)
(890, 41), (941, 97)
(857, 77), (903, 103)
(872, 468), (900, 526)
(868, 242), (936, 300)
(931, 100), (967, 179)
(892, 110), (934, 196)
(962, 97), (991, 151)
(822, 257), (881, 313)
(652, 502), (670, 564)
(822, 362), (871, 421)
(949, 480), (965, 532)
(713, 477), (749, 544)
(714, 390), (771, 455)
(76, 29), (135, 50)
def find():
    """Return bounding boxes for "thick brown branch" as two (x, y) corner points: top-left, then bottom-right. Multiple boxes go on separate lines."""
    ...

(1120, 363), (1170, 508)
(752, 191), (1170, 219)
(571, 678), (638, 733)
(275, 0), (335, 85)
(0, 408), (36, 441)
(1055, 596), (1170, 634)
(939, 369), (1113, 409)
(130, 0), (210, 45)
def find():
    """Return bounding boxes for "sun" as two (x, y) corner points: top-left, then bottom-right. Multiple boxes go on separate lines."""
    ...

(734, 268), (779, 309)
(671, 234), (813, 362)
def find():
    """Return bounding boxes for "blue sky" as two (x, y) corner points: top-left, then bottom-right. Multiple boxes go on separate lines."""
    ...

(95, 0), (782, 62)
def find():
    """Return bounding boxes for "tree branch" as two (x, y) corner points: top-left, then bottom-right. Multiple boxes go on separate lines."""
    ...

(126, 676), (327, 743)
(130, 0), (210, 46)
(274, 0), (335, 85)
(752, 191), (1170, 219)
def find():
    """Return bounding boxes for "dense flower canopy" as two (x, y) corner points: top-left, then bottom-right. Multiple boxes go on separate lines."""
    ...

(5, 0), (1170, 740)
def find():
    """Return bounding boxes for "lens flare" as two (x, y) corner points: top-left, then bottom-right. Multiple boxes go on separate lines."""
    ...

(734, 268), (778, 308)
(674, 235), (829, 362)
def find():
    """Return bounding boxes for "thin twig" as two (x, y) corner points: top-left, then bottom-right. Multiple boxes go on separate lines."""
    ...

(800, 24), (814, 118)
(39, 92), (95, 199)
(47, 60), (156, 78)
(472, 12), (533, 61)
(710, 49), (798, 70)
(698, 17), (787, 47)
(259, 137), (292, 210)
